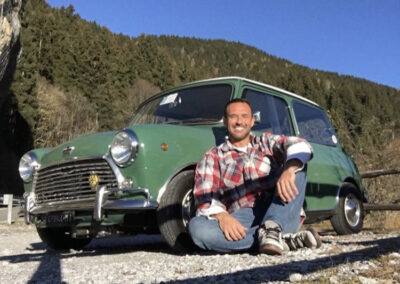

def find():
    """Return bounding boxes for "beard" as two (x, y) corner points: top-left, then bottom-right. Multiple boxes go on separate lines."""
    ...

(228, 127), (252, 144)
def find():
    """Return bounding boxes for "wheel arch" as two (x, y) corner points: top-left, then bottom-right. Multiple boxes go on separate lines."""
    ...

(156, 163), (197, 203)
(340, 177), (365, 201)
(330, 178), (364, 215)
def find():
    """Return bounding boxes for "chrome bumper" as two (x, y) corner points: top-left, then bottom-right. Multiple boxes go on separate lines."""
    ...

(24, 186), (158, 224)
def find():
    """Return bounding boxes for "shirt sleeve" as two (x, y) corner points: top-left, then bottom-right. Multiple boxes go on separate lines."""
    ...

(196, 199), (226, 218)
(286, 141), (312, 165)
(261, 133), (313, 166)
(193, 150), (227, 217)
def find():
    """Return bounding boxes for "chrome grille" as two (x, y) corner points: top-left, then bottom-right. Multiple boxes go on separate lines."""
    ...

(34, 159), (118, 205)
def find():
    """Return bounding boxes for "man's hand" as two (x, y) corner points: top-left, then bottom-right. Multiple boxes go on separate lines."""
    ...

(277, 159), (303, 202)
(212, 212), (247, 241)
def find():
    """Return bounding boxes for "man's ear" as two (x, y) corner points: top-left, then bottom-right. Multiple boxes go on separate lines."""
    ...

(223, 116), (227, 127)
(250, 116), (255, 128)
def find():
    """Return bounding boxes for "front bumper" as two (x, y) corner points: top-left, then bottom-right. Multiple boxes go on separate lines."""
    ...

(24, 154), (159, 225)
(24, 186), (158, 224)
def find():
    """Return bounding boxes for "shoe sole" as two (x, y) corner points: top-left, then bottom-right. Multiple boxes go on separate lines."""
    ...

(307, 227), (322, 248)
(259, 245), (283, 255)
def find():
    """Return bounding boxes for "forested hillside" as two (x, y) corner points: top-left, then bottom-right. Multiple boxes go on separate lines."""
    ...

(8, 0), (400, 172)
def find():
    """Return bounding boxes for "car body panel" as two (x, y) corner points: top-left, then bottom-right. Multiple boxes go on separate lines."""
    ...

(305, 143), (361, 211)
(119, 123), (225, 199)
(40, 131), (117, 165)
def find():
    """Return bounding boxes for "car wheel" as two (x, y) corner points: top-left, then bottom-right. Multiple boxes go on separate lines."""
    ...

(157, 170), (197, 252)
(37, 227), (92, 251)
(330, 183), (364, 235)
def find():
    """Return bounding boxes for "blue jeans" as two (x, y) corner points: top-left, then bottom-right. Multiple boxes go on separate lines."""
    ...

(188, 170), (307, 252)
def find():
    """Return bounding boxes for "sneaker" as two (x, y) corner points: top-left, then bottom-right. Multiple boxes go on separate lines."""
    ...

(258, 221), (286, 255)
(283, 227), (322, 251)
(300, 207), (306, 225)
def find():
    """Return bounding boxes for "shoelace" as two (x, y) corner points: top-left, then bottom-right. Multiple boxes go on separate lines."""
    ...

(261, 227), (282, 241)
(284, 233), (306, 250)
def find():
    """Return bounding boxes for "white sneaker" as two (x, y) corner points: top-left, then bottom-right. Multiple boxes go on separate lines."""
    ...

(283, 227), (322, 251)
(258, 221), (286, 255)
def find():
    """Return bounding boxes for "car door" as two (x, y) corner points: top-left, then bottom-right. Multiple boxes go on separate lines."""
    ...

(291, 101), (359, 212)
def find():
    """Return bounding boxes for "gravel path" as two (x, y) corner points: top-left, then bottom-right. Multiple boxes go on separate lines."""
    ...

(0, 223), (399, 284)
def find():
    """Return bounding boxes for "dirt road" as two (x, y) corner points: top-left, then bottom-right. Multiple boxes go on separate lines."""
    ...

(0, 221), (399, 283)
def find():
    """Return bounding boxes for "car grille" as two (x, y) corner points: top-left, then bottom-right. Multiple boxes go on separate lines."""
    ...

(33, 158), (118, 205)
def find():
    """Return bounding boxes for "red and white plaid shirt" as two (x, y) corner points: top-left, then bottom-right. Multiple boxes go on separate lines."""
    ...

(194, 132), (313, 217)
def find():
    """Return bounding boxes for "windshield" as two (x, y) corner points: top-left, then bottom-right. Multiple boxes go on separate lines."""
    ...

(130, 84), (232, 125)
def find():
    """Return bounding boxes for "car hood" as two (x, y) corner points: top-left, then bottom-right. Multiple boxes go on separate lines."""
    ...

(38, 123), (225, 168)
(40, 131), (118, 166)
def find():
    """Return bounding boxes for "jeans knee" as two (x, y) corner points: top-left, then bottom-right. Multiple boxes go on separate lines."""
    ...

(188, 217), (215, 250)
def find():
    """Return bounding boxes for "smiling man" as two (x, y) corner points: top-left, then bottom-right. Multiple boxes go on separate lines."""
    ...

(189, 98), (321, 254)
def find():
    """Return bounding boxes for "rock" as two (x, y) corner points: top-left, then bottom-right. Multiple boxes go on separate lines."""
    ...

(329, 276), (339, 283)
(289, 273), (302, 282)
(0, 0), (25, 198)
(0, 0), (21, 81)
(358, 276), (378, 284)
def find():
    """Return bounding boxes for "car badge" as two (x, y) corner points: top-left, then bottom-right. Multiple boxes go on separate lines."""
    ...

(62, 146), (75, 155)
(89, 173), (100, 188)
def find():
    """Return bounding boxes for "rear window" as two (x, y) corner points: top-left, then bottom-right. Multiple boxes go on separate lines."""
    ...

(292, 101), (338, 146)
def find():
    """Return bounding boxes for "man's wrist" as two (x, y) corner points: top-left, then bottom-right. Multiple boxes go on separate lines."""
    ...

(211, 211), (229, 221)
(284, 159), (303, 171)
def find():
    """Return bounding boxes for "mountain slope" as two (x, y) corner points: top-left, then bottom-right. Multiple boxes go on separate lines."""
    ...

(8, 0), (400, 166)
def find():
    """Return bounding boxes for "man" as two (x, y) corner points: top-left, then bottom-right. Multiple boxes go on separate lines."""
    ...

(189, 98), (321, 255)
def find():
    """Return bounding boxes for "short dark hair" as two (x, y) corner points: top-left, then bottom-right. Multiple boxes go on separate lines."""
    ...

(223, 98), (253, 118)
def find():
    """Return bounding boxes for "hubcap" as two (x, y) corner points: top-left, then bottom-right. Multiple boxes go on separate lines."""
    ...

(181, 189), (195, 227)
(344, 193), (361, 227)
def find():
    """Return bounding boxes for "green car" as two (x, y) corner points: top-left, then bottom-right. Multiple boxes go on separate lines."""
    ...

(19, 77), (367, 251)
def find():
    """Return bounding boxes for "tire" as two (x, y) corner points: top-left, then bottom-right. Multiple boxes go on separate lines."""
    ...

(37, 227), (92, 251)
(330, 183), (364, 235)
(157, 170), (197, 252)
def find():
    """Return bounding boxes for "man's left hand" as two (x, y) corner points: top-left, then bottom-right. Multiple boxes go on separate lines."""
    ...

(276, 159), (303, 202)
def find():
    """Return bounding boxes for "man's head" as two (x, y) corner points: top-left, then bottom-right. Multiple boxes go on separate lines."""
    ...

(223, 99), (255, 147)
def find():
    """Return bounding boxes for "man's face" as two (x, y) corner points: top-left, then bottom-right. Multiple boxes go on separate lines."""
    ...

(223, 102), (254, 146)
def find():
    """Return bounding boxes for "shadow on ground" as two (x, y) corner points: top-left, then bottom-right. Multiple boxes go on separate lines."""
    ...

(1, 233), (399, 283)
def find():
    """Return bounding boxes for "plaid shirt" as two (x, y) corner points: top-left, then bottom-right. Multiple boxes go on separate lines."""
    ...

(194, 132), (313, 216)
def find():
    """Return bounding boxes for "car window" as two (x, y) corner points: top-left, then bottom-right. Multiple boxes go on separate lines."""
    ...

(130, 84), (232, 125)
(292, 101), (338, 146)
(243, 89), (292, 135)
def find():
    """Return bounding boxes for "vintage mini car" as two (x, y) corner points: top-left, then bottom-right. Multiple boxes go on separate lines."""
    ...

(19, 77), (367, 251)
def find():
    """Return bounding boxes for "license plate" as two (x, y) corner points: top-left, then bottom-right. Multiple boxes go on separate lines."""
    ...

(46, 212), (73, 227)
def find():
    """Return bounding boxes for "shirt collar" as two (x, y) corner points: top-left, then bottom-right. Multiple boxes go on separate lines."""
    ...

(220, 132), (256, 152)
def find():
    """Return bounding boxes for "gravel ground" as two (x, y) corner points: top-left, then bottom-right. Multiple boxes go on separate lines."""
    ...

(0, 221), (399, 284)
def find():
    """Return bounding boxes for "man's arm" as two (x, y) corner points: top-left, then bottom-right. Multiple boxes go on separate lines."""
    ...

(261, 133), (313, 202)
(194, 151), (247, 241)
(276, 158), (303, 202)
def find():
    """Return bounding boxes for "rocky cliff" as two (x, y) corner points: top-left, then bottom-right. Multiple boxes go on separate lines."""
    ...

(0, 0), (25, 196)
(0, 0), (20, 80)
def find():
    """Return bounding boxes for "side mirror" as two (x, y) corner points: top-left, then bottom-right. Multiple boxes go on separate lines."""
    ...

(253, 111), (261, 124)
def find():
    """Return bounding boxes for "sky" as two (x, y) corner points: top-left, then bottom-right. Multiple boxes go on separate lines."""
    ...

(46, 0), (400, 89)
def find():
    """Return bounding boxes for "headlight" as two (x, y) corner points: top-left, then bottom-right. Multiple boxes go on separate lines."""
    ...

(110, 129), (139, 167)
(19, 152), (39, 182)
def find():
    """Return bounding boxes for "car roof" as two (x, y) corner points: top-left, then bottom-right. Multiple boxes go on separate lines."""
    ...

(187, 76), (320, 107)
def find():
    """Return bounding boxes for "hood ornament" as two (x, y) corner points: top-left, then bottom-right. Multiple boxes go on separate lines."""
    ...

(62, 146), (75, 155)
